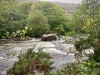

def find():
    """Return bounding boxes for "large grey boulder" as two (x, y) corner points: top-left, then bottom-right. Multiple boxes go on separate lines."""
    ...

(41, 34), (57, 41)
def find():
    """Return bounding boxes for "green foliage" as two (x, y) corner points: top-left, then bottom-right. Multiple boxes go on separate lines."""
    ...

(1, 32), (10, 39)
(1, 29), (27, 41)
(0, 0), (9, 38)
(17, 2), (33, 15)
(0, 0), (26, 38)
(30, 2), (69, 35)
(2, 8), (25, 33)
(73, 0), (100, 34)
(27, 10), (50, 37)
(74, 34), (100, 62)
(66, 31), (76, 36)
(7, 46), (54, 75)
(54, 61), (100, 75)
(0, 1), (71, 38)
(62, 0), (100, 75)
(75, 37), (93, 52)
(73, 0), (100, 62)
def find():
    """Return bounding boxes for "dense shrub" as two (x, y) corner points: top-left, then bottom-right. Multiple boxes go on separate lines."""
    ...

(0, 0), (72, 38)
(55, 60), (100, 75)
(30, 2), (69, 35)
(27, 10), (50, 37)
(7, 46), (54, 75)
(0, 0), (26, 38)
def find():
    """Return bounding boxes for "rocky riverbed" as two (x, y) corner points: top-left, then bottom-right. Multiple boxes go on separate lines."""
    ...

(0, 38), (76, 75)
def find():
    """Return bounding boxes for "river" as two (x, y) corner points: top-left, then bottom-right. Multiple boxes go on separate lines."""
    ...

(0, 38), (76, 75)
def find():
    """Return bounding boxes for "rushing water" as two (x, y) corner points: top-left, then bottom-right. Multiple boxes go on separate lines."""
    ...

(0, 38), (76, 75)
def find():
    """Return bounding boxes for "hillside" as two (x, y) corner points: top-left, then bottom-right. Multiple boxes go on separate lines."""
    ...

(18, 0), (39, 2)
(54, 2), (79, 14)
(18, 0), (79, 14)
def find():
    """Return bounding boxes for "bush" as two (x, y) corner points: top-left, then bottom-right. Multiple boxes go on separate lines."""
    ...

(66, 31), (76, 36)
(55, 60), (100, 75)
(27, 10), (50, 37)
(1, 29), (28, 41)
(7, 46), (54, 75)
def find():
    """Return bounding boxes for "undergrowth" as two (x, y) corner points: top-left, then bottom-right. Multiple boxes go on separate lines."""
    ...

(7, 46), (54, 75)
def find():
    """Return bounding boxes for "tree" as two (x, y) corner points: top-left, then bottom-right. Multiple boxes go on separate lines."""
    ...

(0, 0), (26, 38)
(73, 0), (100, 34)
(0, 0), (11, 38)
(30, 2), (68, 35)
(73, 0), (100, 62)
(27, 10), (50, 37)
(0, 8), (25, 32)
(17, 2), (33, 15)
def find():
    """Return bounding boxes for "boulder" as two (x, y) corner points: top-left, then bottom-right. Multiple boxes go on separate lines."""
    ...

(41, 34), (57, 41)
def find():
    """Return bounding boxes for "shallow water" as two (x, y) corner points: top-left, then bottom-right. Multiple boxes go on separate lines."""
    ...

(0, 38), (76, 75)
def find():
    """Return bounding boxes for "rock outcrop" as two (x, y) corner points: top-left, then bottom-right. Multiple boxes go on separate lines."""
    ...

(41, 34), (57, 41)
